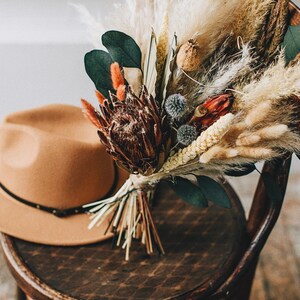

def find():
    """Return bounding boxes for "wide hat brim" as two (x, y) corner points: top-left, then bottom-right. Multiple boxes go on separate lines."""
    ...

(0, 165), (129, 246)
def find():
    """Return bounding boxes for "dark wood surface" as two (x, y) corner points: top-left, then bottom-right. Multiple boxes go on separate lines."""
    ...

(1, 182), (247, 300)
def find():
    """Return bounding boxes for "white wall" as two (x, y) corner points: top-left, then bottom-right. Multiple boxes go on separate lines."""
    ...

(0, 0), (110, 118)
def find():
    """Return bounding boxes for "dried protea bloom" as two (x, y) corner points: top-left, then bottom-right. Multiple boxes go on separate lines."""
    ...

(82, 86), (169, 175)
(189, 93), (234, 132)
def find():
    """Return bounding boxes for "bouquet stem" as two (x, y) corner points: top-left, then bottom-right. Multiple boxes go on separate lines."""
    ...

(85, 178), (165, 261)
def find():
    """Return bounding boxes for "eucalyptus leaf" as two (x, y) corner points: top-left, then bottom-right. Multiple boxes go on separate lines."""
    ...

(282, 25), (300, 64)
(196, 176), (231, 208)
(102, 30), (142, 69)
(224, 163), (256, 177)
(169, 177), (208, 208)
(261, 172), (283, 204)
(84, 50), (114, 98)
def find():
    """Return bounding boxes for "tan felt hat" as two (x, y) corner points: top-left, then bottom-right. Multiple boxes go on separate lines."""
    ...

(0, 104), (128, 245)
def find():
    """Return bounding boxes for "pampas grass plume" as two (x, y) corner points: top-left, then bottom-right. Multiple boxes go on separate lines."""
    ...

(241, 53), (300, 105)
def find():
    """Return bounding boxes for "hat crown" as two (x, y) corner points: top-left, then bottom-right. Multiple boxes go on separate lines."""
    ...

(0, 104), (115, 210)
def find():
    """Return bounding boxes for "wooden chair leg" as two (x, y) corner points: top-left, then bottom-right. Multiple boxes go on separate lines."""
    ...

(17, 286), (26, 300)
(213, 259), (258, 300)
(233, 260), (258, 300)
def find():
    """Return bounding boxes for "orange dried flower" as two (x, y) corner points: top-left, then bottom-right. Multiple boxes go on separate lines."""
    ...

(95, 90), (106, 106)
(116, 85), (126, 101)
(110, 62), (125, 91)
(81, 99), (101, 129)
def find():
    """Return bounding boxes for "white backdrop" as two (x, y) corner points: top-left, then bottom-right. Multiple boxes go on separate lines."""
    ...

(0, 0), (111, 119)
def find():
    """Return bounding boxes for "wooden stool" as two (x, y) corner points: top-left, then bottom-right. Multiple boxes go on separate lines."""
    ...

(0, 155), (292, 300)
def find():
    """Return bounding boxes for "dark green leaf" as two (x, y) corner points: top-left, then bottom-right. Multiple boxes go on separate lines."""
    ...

(196, 176), (231, 208)
(102, 30), (142, 69)
(84, 50), (114, 98)
(224, 163), (256, 177)
(261, 172), (283, 204)
(282, 25), (300, 64)
(169, 177), (208, 208)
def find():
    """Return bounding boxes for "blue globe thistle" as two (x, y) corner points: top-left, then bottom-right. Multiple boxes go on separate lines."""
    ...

(177, 125), (197, 146)
(165, 94), (187, 119)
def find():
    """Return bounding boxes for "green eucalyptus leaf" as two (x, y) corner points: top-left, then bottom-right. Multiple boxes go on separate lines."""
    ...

(196, 176), (231, 208)
(282, 25), (300, 64)
(169, 177), (208, 208)
(102, 30), (142, 69)
(84, 50), (114, 98)
(261, 172), (283, 204)
(225, 163), (256, 177)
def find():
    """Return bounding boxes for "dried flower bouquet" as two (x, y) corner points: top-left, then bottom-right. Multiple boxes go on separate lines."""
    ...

(79, 0), (300, 260)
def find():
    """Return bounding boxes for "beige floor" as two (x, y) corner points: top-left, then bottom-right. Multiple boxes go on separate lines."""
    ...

(0, 171), (299, 300)
(0, 248), (16, 299)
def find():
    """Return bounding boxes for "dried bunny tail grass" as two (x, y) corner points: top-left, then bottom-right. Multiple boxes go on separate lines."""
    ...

(161, 113), (235, 172)
(200, 144), (275, 164)
(240, 53), (300, 105)
(111, 62), (125, 91)
(236, 124), (289, 146)
(261, 130), (300, 153)
(95, 90), (106, 105)
(199, 146), (238, 164)
(235, 147), (275, 159)
(231, 0), (273, 43)
(81, 99), (101, 128)
(244, 100), (272, 127)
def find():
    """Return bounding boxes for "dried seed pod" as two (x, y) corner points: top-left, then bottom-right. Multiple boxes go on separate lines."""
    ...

(176, 39), (202, 72)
